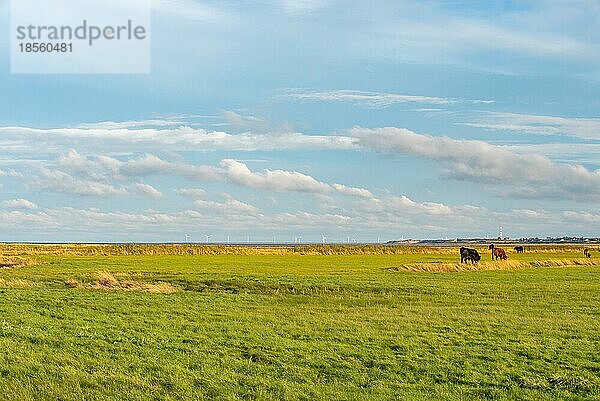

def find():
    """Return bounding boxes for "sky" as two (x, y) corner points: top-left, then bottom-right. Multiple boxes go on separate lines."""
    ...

(0, 0), (599, 243)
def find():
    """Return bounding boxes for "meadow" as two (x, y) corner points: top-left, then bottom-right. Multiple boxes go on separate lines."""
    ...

(0, 244), (599, 400)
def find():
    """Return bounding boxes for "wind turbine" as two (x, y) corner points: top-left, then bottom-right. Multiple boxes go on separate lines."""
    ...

(321, 234), (326, 244)
(185, 235), (190, 242)
(205, 235), (211, 243)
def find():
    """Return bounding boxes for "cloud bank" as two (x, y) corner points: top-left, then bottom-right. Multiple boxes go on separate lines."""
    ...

(281, 89), (493, 108)
(353, 127), (600, 201)
(460, 112), (600, 141)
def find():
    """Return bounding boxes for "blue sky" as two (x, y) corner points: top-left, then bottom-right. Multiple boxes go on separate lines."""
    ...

(0, 0), (599, 242)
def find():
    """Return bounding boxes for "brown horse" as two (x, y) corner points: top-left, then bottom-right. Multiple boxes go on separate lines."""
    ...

(584, 248), (592, 258)
(489, 244), (507, 260)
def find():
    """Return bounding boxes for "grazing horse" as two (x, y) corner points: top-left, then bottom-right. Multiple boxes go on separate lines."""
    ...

(514, 246), (524, 253)
(460, 247), (481, 264)
(584, 248), (592, 258)
(489, 244), (508, 260)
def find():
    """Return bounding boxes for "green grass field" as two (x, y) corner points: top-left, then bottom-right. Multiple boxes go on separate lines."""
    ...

(0, 245), (599, 400)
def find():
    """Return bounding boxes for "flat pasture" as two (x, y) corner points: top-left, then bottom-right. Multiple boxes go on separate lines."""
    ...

(0, 244), (599, 400)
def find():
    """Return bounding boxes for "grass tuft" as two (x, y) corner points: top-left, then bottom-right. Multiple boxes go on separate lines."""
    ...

(531, 258), (600, 267)
(122, 281), (179, 294)
(388, 258), (600, 273)
(0, 256), (40, 269)
(0, 278), (38, 288)
(78, 271), (179, 294)
(94, 271), (120, 288)
(64, 278), (79, 288)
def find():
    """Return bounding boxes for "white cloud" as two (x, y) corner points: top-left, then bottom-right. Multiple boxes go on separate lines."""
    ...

(367, 195), (453, 216)
(332, 183), (374, 198)
(77, 119), (185, 130)
(0, 169), (22, 178)
(0, 199), (38, 209)
(118, 154), (220, 181)
(175, 188), (207, 198)
(353, 126), (600, 201)
(28, 151), (377, 200)
(0, 125), (356, 153)
(57, 149), (120, 180)
(563, 211), (600, 224)
(0, 207), (349, 236)
(134, 183), (163, 199)
(504, 143), (600, 166)
(460, 112), (600, 140)
(220, 110), (266, 130)
(111, 154), (334, 195)
(0, 203), (596, 240)
(218, 159), (331, 194)
(194, 196), (258, 214)
(281, 89), (493, 108)
(30, 168), (128, 197)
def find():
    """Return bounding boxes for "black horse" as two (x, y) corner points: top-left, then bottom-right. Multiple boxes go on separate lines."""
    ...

(460, 247), (481, 264)
(514, 246), (524, 253)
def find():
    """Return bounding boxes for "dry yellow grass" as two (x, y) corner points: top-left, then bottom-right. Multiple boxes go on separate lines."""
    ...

(94, 271), (119, 288)
(0, 255), (40, 269)
(0, 243), (598, 257)
(65, 271), (179, 294)
(388, 258), (600, 273)
(531, 258), (600, 267)
(121, 281), (179, 294)
(64, 278), (79, 288)
(0, 278), (38, 288)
